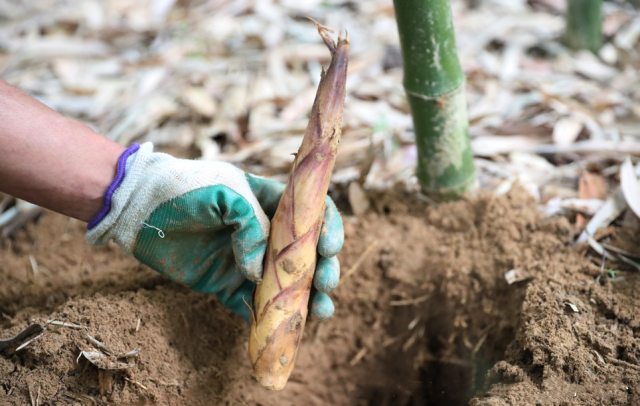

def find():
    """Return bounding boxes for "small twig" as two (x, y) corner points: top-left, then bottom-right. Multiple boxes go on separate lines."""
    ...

(407, 316), (420, 330)
(181, 313), (189, 331)
(390, 294), (431, 306)
(349, 347), (368, 366)
(533, 140), (640, 155)
(7, 372), (23, 396)
(85, 333), (111, 353)
(382, 334), (406, 347)
(16, 333), (44, 351)
(120, 349), (140, 358)
(402, 330), (419, 352)
(46, 320), (85, 330)
(135, 318), (141, 332)
(62, 217), (77, 241)
(601, 243), (640, 260)
(149, 378), (180, 387)
(125, 377), (148, 390)
(28, 382), (35, 406)
(28, 255), (39, 279)
(36, 265), (53, 277)
(36, 386), (40, 406)
(416, 193), (438, 206)
(606, 356), (640, 371)
(343, 240), (378, 280)
(472, 333), (488, 356)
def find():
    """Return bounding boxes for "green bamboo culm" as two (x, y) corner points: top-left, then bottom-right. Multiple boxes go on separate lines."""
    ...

(564, 0), (602, 53)
(393, 0), (475, 199)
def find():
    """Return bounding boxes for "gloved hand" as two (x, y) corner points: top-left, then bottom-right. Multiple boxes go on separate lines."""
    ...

(86, 143), (343, 323)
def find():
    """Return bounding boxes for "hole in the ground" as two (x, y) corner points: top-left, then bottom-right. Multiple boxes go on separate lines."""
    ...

(363, 288), (520, 405)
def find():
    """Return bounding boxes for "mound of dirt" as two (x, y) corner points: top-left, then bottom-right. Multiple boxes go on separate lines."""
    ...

(472, 235), (640, 405)
(1, 188), (639, 405)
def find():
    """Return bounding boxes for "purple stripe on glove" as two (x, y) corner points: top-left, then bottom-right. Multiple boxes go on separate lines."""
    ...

(87, 143), (140, 230)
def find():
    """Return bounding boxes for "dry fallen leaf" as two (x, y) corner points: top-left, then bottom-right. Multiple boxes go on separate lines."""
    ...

(348, 181), (370, 217)
(0, 324), (45, 352)
(80, 349), (136, 370)
(552, 117), (583, 146)
(78, 333), (140, 370)
(182, 87), (217, 118)
(576, 171), (607, 228)
(504, 269), (533, 285)
(621, 157), (640, 219)
(577, 189), (627, 245)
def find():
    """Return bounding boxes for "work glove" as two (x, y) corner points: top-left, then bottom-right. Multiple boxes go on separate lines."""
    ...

(86, 143), (343, 323)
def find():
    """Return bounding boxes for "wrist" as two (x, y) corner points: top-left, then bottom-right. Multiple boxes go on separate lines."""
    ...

(0, 81), (128, 222)
(87, 143), (140, 228)
(71, 136), (127, 222)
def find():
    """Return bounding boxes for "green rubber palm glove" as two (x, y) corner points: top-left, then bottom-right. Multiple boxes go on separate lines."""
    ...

(86, 143), (343, 323)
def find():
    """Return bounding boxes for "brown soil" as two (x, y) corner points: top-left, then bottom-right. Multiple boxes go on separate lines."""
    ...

(1, 188), (639, 405)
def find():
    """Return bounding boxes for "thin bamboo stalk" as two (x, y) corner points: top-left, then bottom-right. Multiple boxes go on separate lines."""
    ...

(393, 0), (476, 199)
(564, 0), (603, 53)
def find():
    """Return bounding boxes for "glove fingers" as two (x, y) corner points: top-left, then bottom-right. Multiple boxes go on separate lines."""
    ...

(314, 255), (340, 293)
(225, 281), (336, 325)
(318, 197), (344, 258)
(233, 237), (266, 282)
(224, 283), (335, 324)
(223, 181), (271, 282)
(246, 174), (286, 219)
(309, 289), (335, 322)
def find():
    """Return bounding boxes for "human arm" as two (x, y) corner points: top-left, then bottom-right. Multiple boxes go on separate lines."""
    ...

(0, 79), (125, 221)
(0, 80), (343, 322)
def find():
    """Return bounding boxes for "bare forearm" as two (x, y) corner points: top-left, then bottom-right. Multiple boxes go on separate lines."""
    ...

(0, 79), (125, 222)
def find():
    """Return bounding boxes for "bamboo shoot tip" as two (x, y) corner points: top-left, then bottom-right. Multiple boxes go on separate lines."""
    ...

(306, 16), (334, 34)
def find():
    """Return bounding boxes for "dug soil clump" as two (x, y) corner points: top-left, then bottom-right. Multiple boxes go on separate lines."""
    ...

(1, 188), (638, 405)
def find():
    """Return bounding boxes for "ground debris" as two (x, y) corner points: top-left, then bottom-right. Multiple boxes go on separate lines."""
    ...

(0, 324), (44, 352)
(0, 0), (638, 210)
(78, 333), (140, 371)
(79, 348), (136, 371)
